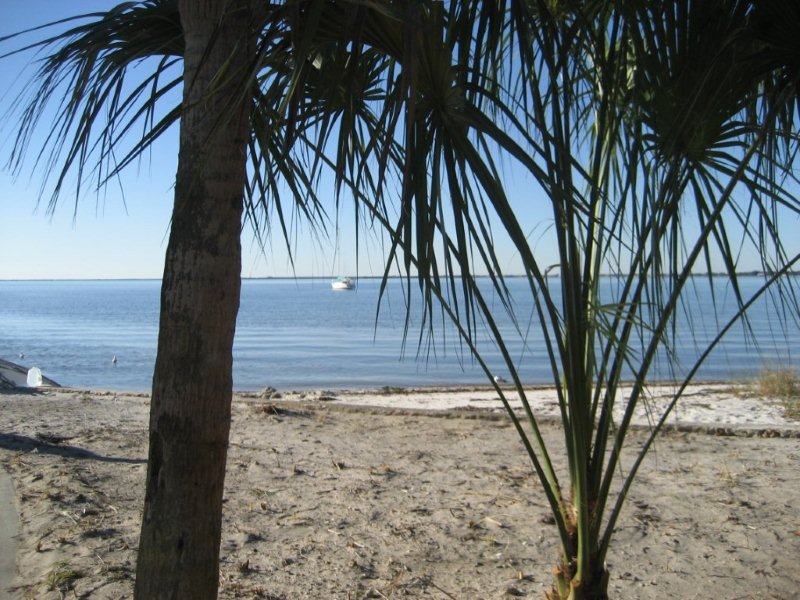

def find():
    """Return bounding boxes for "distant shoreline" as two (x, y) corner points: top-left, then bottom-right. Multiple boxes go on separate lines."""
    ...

(1, 271), (797, 283)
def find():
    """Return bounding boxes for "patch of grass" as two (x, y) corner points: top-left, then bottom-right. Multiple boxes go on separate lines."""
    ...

(45, 560), (83, 592)
(101, 564), (132, 582)
(783, 400), (799, 420)
(757, 369), (800, 420)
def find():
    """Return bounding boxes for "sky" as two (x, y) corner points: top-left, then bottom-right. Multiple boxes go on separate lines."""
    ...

(0, 2), (172, 279)
(0, 1), (400, 280)
(0, 2), (797, 281)
(0, 2), (540, 281)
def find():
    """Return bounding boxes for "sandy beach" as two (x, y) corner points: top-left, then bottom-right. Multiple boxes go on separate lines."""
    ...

(1, 384), (799, 599)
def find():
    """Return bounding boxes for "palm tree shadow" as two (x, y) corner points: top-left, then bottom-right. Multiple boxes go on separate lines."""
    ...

(0, 433), (145, 464)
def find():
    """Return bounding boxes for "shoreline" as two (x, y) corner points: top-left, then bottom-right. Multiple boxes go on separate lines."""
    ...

(1, 385), (799, 598)
(23, 379), (799, 433)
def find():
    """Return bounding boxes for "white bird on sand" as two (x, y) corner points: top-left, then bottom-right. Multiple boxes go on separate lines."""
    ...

(111, 355), (118, 365)
(493, 375), (508, 385)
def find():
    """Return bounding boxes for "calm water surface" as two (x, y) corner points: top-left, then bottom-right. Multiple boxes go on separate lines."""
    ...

(1, 277), (798, 391)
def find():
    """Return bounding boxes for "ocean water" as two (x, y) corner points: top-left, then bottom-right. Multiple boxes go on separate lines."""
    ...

(1, 277), (798, 392)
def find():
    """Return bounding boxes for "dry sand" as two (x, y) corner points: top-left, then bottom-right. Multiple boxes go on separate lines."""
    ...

(1, 384), (799, 599)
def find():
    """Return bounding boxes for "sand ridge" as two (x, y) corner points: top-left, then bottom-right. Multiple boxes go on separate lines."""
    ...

(0, 385), (799, 599)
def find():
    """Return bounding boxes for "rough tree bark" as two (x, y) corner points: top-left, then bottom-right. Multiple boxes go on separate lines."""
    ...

(134, 1), (254, 597)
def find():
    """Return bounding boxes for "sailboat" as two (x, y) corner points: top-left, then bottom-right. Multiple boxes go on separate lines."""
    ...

(330, 228), (355, 290)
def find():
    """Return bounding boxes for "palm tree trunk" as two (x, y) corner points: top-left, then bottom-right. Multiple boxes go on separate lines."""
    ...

(135, 1), (253, 597)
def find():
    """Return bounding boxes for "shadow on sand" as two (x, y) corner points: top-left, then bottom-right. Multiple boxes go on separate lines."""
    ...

(0, 433), (145, 464)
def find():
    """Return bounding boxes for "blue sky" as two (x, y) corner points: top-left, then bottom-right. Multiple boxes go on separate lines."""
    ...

(1, 2), (796, 281)
(1, 2), (172, 279)
(0, 1), (391, 280)
(0, 2), (541, 281)
(0, 2), (539, 281)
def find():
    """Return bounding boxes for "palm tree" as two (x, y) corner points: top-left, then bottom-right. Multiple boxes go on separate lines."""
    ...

(297, 2), (800, 597)
(133, 1), (256, 597)
(355, 2), (800, 598)
(4, 0), (256, 596)
(3, 1), (798, 598)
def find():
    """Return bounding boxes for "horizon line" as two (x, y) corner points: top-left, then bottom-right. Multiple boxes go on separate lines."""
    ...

(0, 271), (792, 283)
